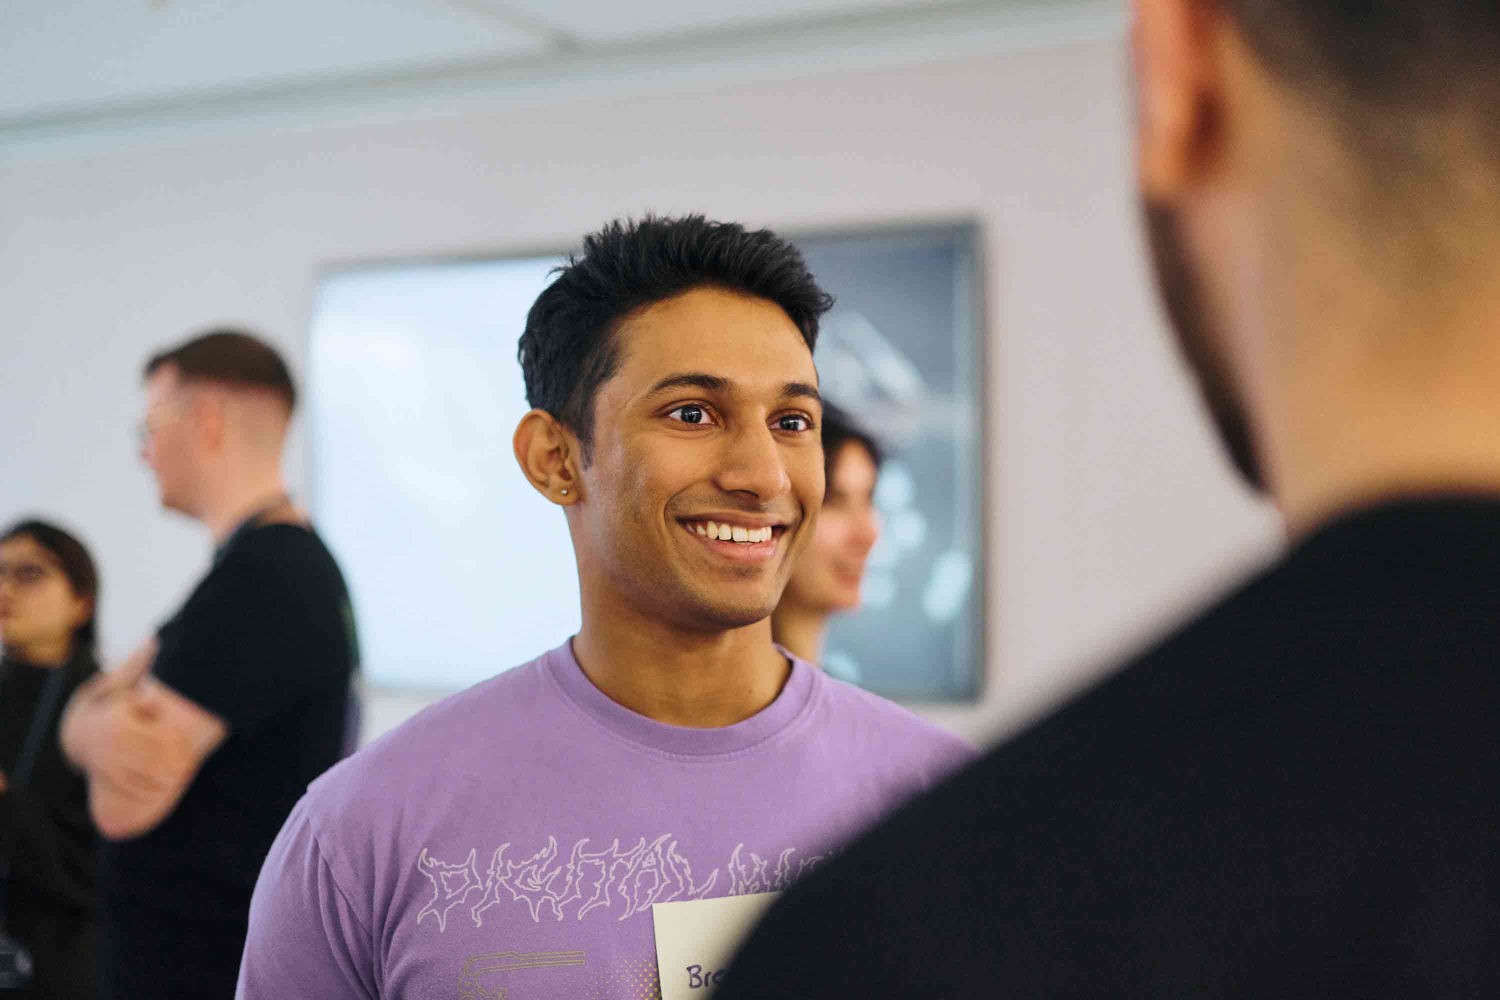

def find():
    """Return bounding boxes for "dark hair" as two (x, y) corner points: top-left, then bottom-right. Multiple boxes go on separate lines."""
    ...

(145, 329), (297, 412)
(1, 519), (100, 657)
(821, 403), (884, 483)
(1225, 3), (1500, 174)
(518, 215), (834, 459)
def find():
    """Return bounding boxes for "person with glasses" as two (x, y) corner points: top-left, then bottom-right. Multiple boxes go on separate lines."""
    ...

(60, 330), (359, 1000)
(0, 519), (101, 999)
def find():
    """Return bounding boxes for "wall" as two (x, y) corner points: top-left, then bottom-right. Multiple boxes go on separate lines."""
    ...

(0, 38), (1281, 746)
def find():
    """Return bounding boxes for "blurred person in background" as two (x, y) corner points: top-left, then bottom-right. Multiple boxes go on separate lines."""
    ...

(771, 403), (882, 663)
(722, 1), (1500, 996)
(60, 330), (359, 1000)
(0, 520), (100, 999)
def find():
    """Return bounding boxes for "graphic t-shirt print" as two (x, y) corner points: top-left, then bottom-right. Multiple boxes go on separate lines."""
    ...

(416, 834), (825, 930)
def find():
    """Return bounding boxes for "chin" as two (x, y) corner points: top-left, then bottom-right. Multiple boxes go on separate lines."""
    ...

(683, 594), (778, 632)
(821, 582), (862, 614)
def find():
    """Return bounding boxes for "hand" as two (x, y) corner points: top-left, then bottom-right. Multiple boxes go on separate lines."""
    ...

(84, 690), (196, 803)
(60, 634), (160, 772)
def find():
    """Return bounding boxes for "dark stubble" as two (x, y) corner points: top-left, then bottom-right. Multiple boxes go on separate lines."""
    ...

(1142, 199), (1267, 492)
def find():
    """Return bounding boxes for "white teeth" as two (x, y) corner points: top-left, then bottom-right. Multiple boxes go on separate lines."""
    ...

(692, 521), (775, 543)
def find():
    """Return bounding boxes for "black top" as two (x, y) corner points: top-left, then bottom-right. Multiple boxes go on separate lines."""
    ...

(0, 650), (98, 914)
(722, 497), (1500, 998)
(98, 522), (358, 998)
(1, 650), (100, 1000)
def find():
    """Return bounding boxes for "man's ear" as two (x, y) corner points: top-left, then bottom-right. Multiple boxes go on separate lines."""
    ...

(192, 388), (227, 451)
(513, 409), (583, 506)
(1134, 0), (1226, 200)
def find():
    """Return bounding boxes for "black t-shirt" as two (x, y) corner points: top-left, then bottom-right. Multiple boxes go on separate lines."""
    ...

(99, 522), (358, 998)
(721, 497), (1500, 998)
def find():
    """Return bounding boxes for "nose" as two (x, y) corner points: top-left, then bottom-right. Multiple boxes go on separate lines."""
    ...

(714, 423), (791, 503)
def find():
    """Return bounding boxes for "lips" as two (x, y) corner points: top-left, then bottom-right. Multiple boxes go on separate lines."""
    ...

(679, 518), (786, 564)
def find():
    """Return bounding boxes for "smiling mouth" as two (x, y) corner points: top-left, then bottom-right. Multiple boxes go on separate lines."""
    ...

(679, 518), (787, 562)
(682, 518), (779, 543)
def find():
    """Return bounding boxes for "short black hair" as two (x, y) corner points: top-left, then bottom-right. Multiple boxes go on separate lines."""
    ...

(1225, 2), (1500, 176)
(1, 518), (100, 657)
(145, 329), (297, 413)
(518, 215), (834, 459)
(821, 403), (884, 482)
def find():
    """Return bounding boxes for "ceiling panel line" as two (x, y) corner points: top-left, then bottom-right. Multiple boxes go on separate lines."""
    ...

(430, 0), (584, 50)
(0, 0), (1124, 160)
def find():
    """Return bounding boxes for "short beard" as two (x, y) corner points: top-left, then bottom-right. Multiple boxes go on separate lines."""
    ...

(1142, 199), (1267, 493)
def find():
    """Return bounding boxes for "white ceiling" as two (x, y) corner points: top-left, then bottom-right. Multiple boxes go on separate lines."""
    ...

(0, 0), (1121, 154)
(0, 0), (534, 120)
(0, 0), (963, 121)
(486, 0), (950, 43)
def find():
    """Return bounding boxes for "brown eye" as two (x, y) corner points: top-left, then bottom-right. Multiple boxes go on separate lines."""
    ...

(668, 405), (710, 425)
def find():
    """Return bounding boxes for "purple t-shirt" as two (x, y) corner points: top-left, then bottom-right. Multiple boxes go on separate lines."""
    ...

(237, 641), (974, 999)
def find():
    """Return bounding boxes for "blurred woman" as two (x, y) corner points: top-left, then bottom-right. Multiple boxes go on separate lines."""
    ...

(0, 520), (100, 999)
(773, 406), (883, 664)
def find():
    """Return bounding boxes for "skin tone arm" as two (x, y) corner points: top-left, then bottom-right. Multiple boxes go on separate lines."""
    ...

(59, 636), (229, 840)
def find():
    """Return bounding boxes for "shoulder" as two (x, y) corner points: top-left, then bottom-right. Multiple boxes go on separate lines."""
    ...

(827, 530), (1470, 851)
(228, 524), (340, 575)
(211, 526), (349, 618)
(805, 669), (976, 779)
(298, 656), (554, 826)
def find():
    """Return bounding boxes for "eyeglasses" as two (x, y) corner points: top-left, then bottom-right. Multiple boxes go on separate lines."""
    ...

(0, 561), (53, 588)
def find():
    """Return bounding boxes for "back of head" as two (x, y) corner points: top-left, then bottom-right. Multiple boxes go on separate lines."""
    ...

(820, 403), (884, 482)
(517, 215), (834, 460)
(144, 329), (297, 415)
(1226, 2), (1500, 229)
(1, 518), (99, 658)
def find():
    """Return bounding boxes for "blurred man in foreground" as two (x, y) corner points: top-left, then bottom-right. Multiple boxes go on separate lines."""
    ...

(722, 2), (1500, 995)
(62, 330), (358, 999)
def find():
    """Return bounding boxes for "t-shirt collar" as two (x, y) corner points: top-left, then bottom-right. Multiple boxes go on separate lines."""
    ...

(543, 638), (819, 757)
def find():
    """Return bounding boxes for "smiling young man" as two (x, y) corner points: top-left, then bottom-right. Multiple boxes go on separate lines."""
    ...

(237, 216), (973, 999)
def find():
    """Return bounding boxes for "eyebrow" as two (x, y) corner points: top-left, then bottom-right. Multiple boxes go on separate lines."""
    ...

(646, 372), (822, 404)
(782, 381), (822, 404)
(647, 373), (732, 396)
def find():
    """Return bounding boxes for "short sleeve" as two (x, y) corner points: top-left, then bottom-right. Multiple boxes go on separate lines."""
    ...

(237, 797), (378, 1000)
(153, 531), (352, 733)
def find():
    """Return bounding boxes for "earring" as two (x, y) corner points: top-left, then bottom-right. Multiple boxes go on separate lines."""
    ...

(560, 489), (569, 496)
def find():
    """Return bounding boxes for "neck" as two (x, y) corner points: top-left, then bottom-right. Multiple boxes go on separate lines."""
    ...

(1254, 245), (1500, 539)
(571, 595), (791, 729)
(770, 604), (827, 664)
(197, 469), (290, 543)
(4, 638), (71, 668)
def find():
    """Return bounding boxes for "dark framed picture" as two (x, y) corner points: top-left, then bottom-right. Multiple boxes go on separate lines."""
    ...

(308, 221), (983, 701)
